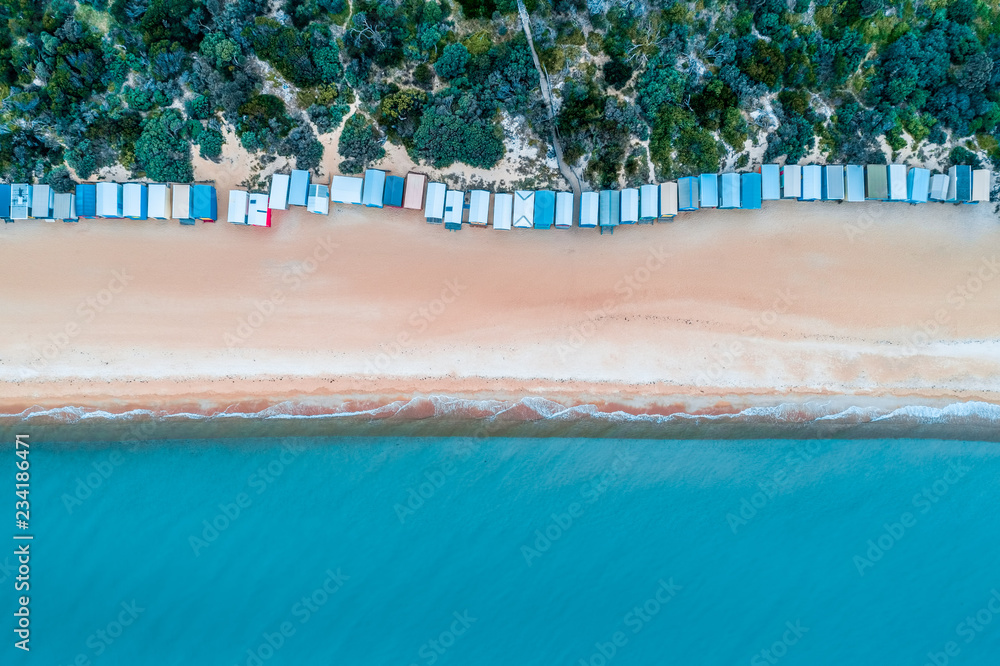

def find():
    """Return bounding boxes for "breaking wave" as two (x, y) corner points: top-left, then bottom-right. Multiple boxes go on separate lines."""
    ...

(3, 396), (1000, 428)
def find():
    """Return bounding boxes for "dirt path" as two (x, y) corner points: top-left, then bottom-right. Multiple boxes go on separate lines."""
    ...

(516, 0), (582, 202)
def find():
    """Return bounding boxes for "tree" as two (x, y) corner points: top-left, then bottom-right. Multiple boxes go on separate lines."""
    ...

(412, 101), (504, 169)
(435, 43), (470, 80)
(134, 109), (194, 181)
(949, 146), (981, 168)
(236, 94), (293, 151)
(957, 53), (993, 93)
(280, 125), (323, 170)
(150, 40), (189, 81)
(603, 59), (632, 89)
(377, 88), (427, 140)
(736, 38), (785, 89)
(245, 18), (343, 88)
(337, 113), (385, 173)
(635, 54), (685, 118)
(41, 166), (76, 192)
(198, 128), (224, 159)
(140, 0), (203, 47)
(186, 94), (213, 119)
(66, 139), (113, 179)
(455, 0), (496, 18)
(199, 32), (239, 69)
(308, 103), (349, 133)
(414, 62), (434, 87)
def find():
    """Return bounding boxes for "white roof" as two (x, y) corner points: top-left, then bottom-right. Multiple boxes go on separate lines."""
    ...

(122, 183), (145, 218)
(972, 169), (991, 202)
(31, 184), (51, 217)
(929, 174), (948, 201)
(227, 190), (249, 224)
(444, 190), (464, 225)
(800, 165), (821, 200)
(269, 173), (289, 209)
(468, 190), (490, 225)
(555, 191), (573, 227)
(307, 184), (330, 215)
(424, 182), (446, 220)
(148, 184), (170, 218)
(579, 191), (599, 226)
(513, 190), (534, 228)
(492, 192), (512, 230)
(888, 164), (907, 200)
(96, 182), (122, 217)
(782, 165), (801, 198)
(659, 182), (678, 216)
(330, 175), (363, 205)
(53, 192), (75, 219)
(247, 194), (269, 226)
(620, 188), (639, 222)
(10, 184), (29, 219)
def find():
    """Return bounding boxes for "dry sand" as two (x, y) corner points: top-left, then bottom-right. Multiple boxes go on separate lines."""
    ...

(2, 179), (1000, 417)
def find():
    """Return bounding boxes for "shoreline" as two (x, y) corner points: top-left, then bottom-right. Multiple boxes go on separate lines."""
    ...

(5, 392), (1000, 443)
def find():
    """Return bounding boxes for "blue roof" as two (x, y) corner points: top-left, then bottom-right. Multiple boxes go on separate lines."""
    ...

(678, 177), (700, 211)
(288, 170), (310, 206)
(761, 165), (781, 200)
(908, 168), (930, 203)
(383, 176), (404, 207)
(699, 174), (718, 208)
(362, 169), (386, 207)
(191, 185), (217, 220)
(823, 165), (845, 200)
(0, 184), (9, 217)
(720, 173), (740, 209)
(76, 183), (97, 217)
(800, 165), (822, 201)
(955, 165), (972, 201)
(598, 190), (619, 226)
(845, 165), (865, 202)
(740, 173), (762, 209)
(534, 190), (555, 229)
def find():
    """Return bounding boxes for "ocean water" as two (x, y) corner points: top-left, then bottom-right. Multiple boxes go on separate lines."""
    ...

(6, 432), (1000, 665)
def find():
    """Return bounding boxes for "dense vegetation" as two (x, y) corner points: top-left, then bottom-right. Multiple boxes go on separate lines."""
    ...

(0, 0), (998, 191)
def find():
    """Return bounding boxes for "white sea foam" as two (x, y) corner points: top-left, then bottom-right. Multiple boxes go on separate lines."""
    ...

(3, 397), (999, 427)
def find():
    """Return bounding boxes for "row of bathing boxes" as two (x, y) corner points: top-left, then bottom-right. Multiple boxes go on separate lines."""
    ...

(0, 182), (219, 224)
(2, 164), (991, 230)
(317, 164), (992, 233)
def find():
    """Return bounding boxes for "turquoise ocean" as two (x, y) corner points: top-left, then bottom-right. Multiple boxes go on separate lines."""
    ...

(3, 407), (1000, 665)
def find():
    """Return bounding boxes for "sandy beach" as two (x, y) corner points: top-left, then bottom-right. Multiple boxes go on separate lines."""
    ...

(2, 173), (1000, 419)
